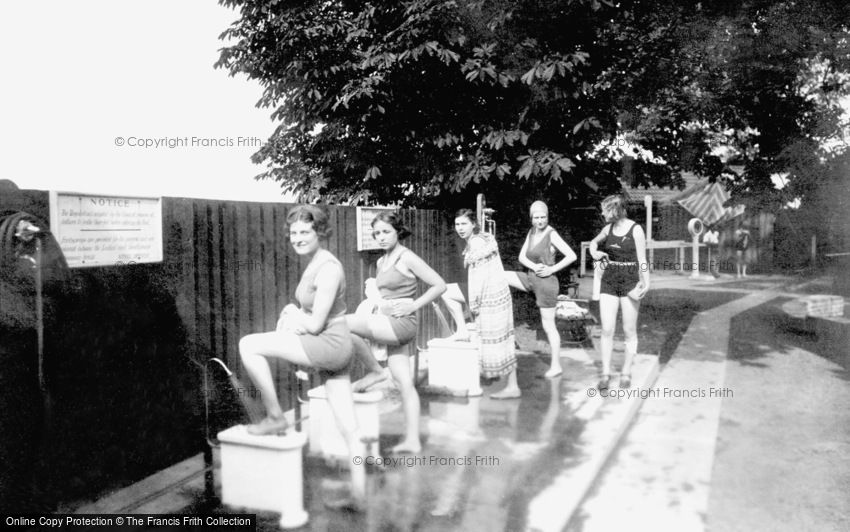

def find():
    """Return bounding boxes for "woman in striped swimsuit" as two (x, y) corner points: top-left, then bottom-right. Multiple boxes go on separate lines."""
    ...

(588, 195), (650, 390)
(346, 211), (446, 454)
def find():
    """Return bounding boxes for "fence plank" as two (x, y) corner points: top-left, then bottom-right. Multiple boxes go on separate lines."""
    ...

(193, 201), (212, 357)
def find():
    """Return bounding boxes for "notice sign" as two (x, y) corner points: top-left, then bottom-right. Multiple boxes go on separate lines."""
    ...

(49, 191), (163, 268)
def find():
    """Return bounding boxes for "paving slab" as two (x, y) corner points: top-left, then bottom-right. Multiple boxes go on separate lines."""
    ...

(569, 288), (807, 531)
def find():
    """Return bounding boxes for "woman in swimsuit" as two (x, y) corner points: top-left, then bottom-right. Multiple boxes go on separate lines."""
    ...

(238, 204), (366, 507)
(505, 201), (577, 378)
(588, 195), (650, 390)
(346, 211), (446, 454)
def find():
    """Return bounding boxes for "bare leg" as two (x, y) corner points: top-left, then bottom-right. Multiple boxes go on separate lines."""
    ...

(239, 331), (312, 434)
(490, 368), (521, 399)
(619, 296), (640, 388)
(442, 286), (470, 340)
(323, 376), (366, 506)
(539, 307), (562, 378)
(598, 294), (620, 388)
(346, 313), (397, 391)
(387, 352), (422, 453)
(349, 333), (389, 392)
(504, 271), (529, 292)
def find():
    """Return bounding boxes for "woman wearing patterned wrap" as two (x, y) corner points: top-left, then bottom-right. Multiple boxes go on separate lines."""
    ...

(238, 205), (365, 508)
(505, 201), (577, 379)
(454, 209), (521, 399)
(346, 211), (446, 454)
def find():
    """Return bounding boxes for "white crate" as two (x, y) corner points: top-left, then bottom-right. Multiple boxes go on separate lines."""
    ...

(426, 338), (483, 396)
(802, 295), (845, 318)
(217, 425), (308, 528)
(784, 295), (846, 319)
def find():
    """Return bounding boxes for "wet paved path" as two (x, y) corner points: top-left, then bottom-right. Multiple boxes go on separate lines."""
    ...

(297, 351), (605, 532)
(572, 290), (776, 531)
(571, 275), (849, 532)
(76, 274), (848, 531)
(708, 294), (850, 532)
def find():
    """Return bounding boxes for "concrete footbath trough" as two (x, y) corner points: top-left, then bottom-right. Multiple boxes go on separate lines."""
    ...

(207, 358), (309, 529)
(422, 337), (483, 397)
(217, 426), (309, 529)
(209, 357), (385, 527)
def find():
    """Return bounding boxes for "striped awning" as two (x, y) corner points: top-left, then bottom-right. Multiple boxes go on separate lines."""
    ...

(676, 182), (745, 226)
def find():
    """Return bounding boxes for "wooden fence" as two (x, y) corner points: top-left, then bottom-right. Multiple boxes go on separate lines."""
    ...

(3, 189), (460, 403)
(0, 186), (460, 507)
(633, 203), (777, 273)
(164, 198), (460, 397)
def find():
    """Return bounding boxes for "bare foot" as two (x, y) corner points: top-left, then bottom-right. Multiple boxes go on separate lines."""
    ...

(544, 367), (563, 379)
(352, 369), (389, 392)
(445, 331), (470, 342)
(490, 388), (521, 400)
(391, 440), (422, 454)
(246, 415), (289, 436)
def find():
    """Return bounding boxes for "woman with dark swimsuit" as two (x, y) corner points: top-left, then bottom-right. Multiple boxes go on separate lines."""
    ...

(505, 201), (577, 378)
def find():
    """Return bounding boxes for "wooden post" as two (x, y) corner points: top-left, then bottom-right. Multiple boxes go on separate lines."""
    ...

(644, 195), (653, 270)
(811, 235), (817, 266)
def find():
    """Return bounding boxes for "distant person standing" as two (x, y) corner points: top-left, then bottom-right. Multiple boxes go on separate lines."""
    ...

(703, 225), (720, 278)
(734, 226), (751, 278)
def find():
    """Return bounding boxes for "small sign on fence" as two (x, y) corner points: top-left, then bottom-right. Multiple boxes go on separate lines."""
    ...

(49, 191), (163, 268)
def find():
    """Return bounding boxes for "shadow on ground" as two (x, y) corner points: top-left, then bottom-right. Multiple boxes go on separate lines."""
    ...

(729, 297), (850, 381)
(639, 289), (743, 364)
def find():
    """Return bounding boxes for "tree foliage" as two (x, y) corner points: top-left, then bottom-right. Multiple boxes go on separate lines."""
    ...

(217, 0), (850, 209)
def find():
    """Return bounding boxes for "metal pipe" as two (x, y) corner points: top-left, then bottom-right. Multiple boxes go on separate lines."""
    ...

(35, 236), (45, 393)
(209, 357), (233, 376)
(204, 357), (235, 450)
(202, 363), (216, 503)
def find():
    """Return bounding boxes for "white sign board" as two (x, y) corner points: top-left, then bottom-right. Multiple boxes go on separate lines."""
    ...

(49, 191), (163, 268)
(356, 206), (395, 251)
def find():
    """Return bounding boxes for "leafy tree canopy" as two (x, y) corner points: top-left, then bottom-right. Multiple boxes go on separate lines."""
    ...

(217, 0), (850, 210)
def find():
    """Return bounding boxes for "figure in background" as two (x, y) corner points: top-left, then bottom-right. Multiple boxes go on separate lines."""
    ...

(734, 226), (751, 278)
(346, 212), (446, 454)
(505, 201), (577, 378)
(588, 195), (650, 390)
(454, 209), (521, 399)
(238, 205), (365, 507)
